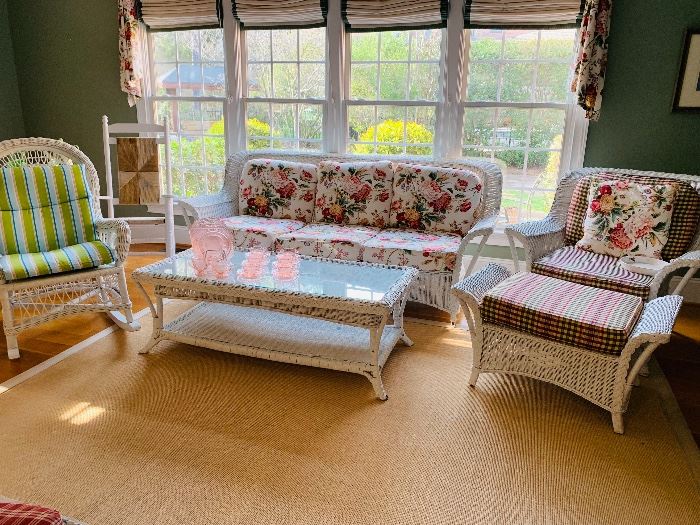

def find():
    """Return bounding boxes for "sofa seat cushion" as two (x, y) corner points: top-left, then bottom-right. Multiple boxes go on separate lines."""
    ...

(565, 172), (700, 260)
(390, 163), (483, 235)
(276, 223), (380, 261)
(0, 502), (62, 525)
(0, 240), (116, 281)
(314, 160), (394, 227)
(361, 228), (462, 273)
(238, 159), (318, 222)
(482, 272), (644, 356)
(223, 215), (305, 250)
(532, 246), (653, 299)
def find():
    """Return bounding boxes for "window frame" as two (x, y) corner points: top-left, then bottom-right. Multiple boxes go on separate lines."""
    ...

(137, 0), (588, 225)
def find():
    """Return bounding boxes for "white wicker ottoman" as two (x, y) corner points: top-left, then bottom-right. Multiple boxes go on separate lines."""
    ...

(452, 264), (683, 434)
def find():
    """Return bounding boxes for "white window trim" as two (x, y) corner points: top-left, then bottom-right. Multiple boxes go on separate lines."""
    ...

(139, 0), (588, 221)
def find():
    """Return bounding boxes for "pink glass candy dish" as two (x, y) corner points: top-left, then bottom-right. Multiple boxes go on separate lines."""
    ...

(189, 218), (234, 274)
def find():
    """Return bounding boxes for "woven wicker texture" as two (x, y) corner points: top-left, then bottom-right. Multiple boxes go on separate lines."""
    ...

(0, 303), (698, 525)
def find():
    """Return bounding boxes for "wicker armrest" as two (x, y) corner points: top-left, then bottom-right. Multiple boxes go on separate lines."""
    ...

(505, 217), (566, 271)
(628, 295), (683, 345)
(179, 191), (237, 224)
(462, 214), (497, 243)
(95, 218), (130, 263)
(452, 263), (511, 305)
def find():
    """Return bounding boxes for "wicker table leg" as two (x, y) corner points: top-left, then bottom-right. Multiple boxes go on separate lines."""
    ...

(138, 292), (165, 355)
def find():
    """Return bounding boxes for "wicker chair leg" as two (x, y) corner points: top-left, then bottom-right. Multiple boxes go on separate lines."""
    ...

(0, 289), (19, 359)
(107, 267), (140, 331)
(612, 412), (624, 434)
(468, 368), (480, 386)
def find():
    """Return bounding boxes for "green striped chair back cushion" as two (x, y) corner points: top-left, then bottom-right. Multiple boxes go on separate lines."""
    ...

(0, 164), (98, 255)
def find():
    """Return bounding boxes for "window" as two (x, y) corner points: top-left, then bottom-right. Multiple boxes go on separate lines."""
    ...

(149, 28), (226, 197)
(140, 5), (585, 223)
(462, 29), (577, 224)
(347, 29), (442, 156)
(244, 28), (326, 151)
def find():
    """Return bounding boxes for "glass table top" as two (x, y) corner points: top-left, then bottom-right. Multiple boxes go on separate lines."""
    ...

(136, 251), (412, 303)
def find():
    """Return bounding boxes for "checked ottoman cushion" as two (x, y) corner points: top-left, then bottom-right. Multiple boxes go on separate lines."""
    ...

(0, 502), (62, 525)
(481, 272), (644, 356)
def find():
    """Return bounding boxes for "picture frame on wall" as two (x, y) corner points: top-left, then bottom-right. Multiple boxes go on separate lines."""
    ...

(673, 28), (700, 112)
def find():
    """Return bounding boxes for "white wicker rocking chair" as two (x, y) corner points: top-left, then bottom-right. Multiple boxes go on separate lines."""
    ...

(0, 138), (140, 359)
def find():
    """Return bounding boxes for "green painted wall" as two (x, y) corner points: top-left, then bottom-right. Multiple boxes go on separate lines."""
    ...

(0, 0), (24, 140)
(7, 0), (137, 188)
(584, 0), (700, 175)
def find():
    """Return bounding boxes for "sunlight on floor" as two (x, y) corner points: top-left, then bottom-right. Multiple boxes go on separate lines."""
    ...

(60, 402), (105, 425)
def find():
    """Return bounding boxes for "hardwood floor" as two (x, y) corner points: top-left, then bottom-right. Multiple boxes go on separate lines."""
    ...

(1, 249), (698, 445)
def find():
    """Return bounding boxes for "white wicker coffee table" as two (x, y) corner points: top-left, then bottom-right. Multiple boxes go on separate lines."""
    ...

(132, 251), (418, 399)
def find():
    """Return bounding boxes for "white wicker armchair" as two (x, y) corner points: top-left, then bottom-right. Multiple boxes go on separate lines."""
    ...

(180, 151), (502, 320)
(0, 138), (140, 359)
(506, 168), (700, 300)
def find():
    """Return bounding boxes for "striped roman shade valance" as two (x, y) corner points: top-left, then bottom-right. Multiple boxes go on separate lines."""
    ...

(139, 0), (223, 30)
(342, 0), (449, 32)
(231, 1), (328, 29)
(464, 0), (584, 29)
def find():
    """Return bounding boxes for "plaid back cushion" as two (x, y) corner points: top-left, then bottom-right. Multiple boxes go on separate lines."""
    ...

(565, 172), (700, 260)
(482, 272), (643, 355)
(0, 502), (62, 525)
(0, 164), (97, 255)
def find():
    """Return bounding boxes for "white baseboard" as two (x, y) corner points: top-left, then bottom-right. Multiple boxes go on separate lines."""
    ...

(131, 224), (190, 246)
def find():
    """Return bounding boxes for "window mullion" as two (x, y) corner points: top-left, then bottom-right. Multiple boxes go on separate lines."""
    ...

(326, 0), (344, 153)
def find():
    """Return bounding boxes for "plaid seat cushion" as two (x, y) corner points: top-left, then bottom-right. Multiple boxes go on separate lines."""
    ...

(482, 272), (644, 356)
(0, 240), (116, 281)
(565, 173), (700, 260)
(0, 502), (62, 525)
(0, 164), (98, 255)
(532, 246), (653, 299)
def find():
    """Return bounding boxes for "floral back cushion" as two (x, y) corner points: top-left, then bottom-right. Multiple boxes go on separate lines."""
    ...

(314, 161), (395, 227)
(239, 159), (318, 222)
(389, 163), (483, 236)
(576, 178), (677, 259)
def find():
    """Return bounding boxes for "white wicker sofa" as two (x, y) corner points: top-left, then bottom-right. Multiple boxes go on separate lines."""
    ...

(505, 168), (700, 301)
(180, 151), (502, 321)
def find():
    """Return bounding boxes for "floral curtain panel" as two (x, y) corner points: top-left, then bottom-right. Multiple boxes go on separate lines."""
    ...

(571, 0), (613, 121)
(118, 0), (143, 107)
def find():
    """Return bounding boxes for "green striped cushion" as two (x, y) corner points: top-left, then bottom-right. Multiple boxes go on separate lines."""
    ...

(0, 240), (116, 281)
(0, 164), (97, 255)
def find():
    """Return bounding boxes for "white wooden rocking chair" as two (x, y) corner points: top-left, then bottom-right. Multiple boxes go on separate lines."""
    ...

(0, 137), (140, 359)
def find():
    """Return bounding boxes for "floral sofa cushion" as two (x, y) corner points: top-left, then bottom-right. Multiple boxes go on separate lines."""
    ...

(276, 223), (379, 262)
(565, 172), (700, 260)
(531, 246), (653, 299)
(482, 272), (643, 356)
(223, 215), (305, 250)
(361, 228), (462, 273)
(389, 163), (483, 236)
(576, 178), (676, 259)
(239, 159), (318, 222)
(314, 160), (394, 227)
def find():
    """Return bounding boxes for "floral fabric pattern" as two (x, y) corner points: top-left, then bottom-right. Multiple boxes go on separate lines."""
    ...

(118, 0), (143, 107)
(314, 161), (395, 227)
(239, 159), (318, 222)
(577, 178), (677, 259)
(276, 223), (379, 262)
(571, 0), (613, 121)
(223, 215), (304, 250)
(362, 229), (462, 273)
(389, 163), (483, 236)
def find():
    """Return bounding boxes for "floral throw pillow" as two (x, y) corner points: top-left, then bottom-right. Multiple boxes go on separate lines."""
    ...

(314, 161), (394, 227)
(239, 159), (318, 222)
(576, 178), (677, 259)
(389, 163), (483, 236)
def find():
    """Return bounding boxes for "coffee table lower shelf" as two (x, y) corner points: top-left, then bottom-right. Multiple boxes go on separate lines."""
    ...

(141, 301), (409, 399)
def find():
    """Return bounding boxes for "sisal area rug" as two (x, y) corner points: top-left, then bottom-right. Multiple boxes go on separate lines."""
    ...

(1, 303), (698, 524)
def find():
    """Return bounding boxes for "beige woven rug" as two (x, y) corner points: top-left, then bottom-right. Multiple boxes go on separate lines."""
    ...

(1, 303), (698, 524)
